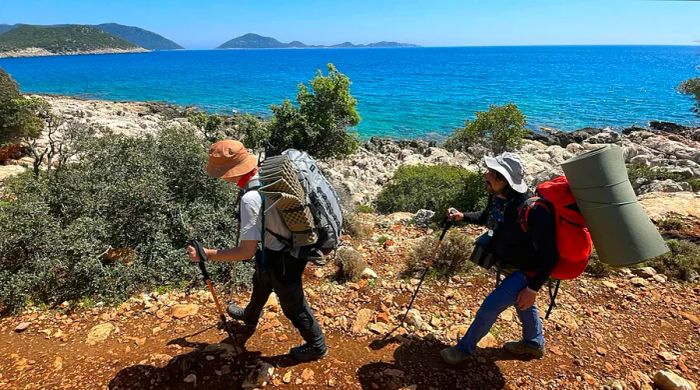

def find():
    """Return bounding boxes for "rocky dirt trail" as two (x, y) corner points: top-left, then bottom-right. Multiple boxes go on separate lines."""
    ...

(2, 213), (699, 390)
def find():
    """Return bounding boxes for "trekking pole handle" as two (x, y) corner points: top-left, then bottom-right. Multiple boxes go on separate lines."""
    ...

(189, 240), (210, 281)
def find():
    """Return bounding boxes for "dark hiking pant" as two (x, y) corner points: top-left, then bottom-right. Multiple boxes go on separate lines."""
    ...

(243, 249), (326, 348)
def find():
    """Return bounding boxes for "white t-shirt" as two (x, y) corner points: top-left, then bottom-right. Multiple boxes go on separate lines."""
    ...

(239, 189), (292, 252)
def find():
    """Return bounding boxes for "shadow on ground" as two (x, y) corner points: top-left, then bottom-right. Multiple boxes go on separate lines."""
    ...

(107, 322), (300, 390)
(359, 337), (511, 390)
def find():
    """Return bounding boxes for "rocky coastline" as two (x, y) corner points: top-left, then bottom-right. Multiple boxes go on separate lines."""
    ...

(0, 47), (149, 59)
(1, 95), (699, 214)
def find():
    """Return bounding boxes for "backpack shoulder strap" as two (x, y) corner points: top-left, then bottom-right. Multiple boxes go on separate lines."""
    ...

(519, 196), (551, 232)
(265, 227), (292, 248)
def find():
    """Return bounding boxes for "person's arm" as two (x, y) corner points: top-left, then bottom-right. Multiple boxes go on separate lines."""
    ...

(525, 204), (558, 292)
(448, 196), (492, 225)
(461, 210), (486, 224)
(186, 240), (258, 263)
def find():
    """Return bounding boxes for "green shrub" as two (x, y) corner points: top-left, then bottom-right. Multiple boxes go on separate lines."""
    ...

(356, 203), (374, 214)
(187, 111), (224, 142)
(444, 103), (528, 154)
(584, 250), (614, 277)
(656, 213), (685, 232)
(686, 178), (700, 192)
(0, 126), (242, 313)
(0, 68), (47, 146)
(626, 163), (685, 193)
(0, 67), (21, 101)
(233, 113), (271, 151)
(679, 77), (700, 114)
(405, 229), (475, 278)
(267, 64), (360, 159)
(376, 164), (487, 217)
(645, 239), (700, 282)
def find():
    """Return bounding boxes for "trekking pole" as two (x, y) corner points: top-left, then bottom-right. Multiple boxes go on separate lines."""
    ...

(378, 219), (453, 343)
(189, 239), (237, 342)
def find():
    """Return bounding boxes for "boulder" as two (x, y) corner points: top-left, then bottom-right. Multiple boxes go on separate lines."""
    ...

(633, 267), (657, 279)
(14, 322), (31, 333)
(86, 322), (118, 345)
(640, 180), (691, 194)
(413, 209), (435, 228)
(171, 304), (199, 319)
(351, 308), (373, 333)
(649, 121), (692, 135)
(653, 370), (696, 390)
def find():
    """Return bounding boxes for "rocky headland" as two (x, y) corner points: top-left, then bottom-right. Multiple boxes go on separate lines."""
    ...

(0, 47), (149, 59)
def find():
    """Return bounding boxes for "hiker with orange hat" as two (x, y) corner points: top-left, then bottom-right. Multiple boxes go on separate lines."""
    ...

(186, 140), (327, 362)
(440, 152), (558, 364)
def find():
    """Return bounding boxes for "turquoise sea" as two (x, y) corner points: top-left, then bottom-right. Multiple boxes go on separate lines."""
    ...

(1, 46), (699, 139)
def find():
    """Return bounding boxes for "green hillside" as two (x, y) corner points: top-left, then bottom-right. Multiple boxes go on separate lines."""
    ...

(0, 24), (15, 35)
(96, 23), (183, 50)
(0, 24), (139, 53)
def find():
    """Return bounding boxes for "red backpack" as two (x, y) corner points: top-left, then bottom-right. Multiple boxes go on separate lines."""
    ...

(519, 175), (593, 280)
(518, 176), (593, 318)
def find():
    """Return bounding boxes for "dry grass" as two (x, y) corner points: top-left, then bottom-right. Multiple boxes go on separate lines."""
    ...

(334, 246), (368, 283)
(405, 229), (475, 278)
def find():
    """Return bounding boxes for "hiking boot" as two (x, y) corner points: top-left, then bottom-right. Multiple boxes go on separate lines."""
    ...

(226, 303), (257, 328)
(503, 340), (545, 359)
(307, 248), (326, 265)
(290, 343), (328, 362)
(440, 346), (471, 365)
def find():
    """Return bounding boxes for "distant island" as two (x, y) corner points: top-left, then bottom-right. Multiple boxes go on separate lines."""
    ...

(94, 23), (183, 50)
(0, 23), (182, 58)
(217, 33), (419, 49)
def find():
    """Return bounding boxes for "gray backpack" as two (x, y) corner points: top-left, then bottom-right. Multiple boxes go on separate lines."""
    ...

(259, 149), (343, 260)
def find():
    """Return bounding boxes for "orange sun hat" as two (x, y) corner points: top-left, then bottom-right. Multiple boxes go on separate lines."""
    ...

(205, 140), (257, 180)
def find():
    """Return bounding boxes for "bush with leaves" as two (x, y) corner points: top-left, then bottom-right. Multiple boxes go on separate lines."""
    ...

(0, 126), (246, 313)
(233, 113), (271, 151)
(444, 103), (528, 155)
(0, 67), (47, 146)
(376, 164), (487, 218)
(678, 76), (700, 114)
(187, 111), (225, 142)
(405, 229), (475, 278)
(584, 250), (614, 277)
(644, 239), (700, 282)
(626, 163), (687, 194)
(267, 64), (360, 159)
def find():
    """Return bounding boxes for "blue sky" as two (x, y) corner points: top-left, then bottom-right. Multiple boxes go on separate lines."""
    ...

(2, 0), (699, 49)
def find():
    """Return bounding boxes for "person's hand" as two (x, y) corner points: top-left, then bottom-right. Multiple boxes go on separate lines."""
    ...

(187, 245), (210, 263)
(447, 208), (464, 221)
(516, 287), (537, 311)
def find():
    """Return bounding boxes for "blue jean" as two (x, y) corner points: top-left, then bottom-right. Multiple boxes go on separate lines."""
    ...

(457, 271), (544, 355)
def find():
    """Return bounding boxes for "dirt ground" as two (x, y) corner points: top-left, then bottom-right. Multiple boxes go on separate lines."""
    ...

(1, 220), (699, 390)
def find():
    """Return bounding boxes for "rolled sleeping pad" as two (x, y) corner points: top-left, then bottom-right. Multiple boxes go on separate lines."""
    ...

(561, 144), (669, 266)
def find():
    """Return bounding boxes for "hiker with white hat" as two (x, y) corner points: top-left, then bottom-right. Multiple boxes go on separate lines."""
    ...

(440, 152), (558, 364)
(186, 139), (328, 362)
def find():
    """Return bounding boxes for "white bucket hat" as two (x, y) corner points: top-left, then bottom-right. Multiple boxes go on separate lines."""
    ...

(484, 152), (528, 193)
